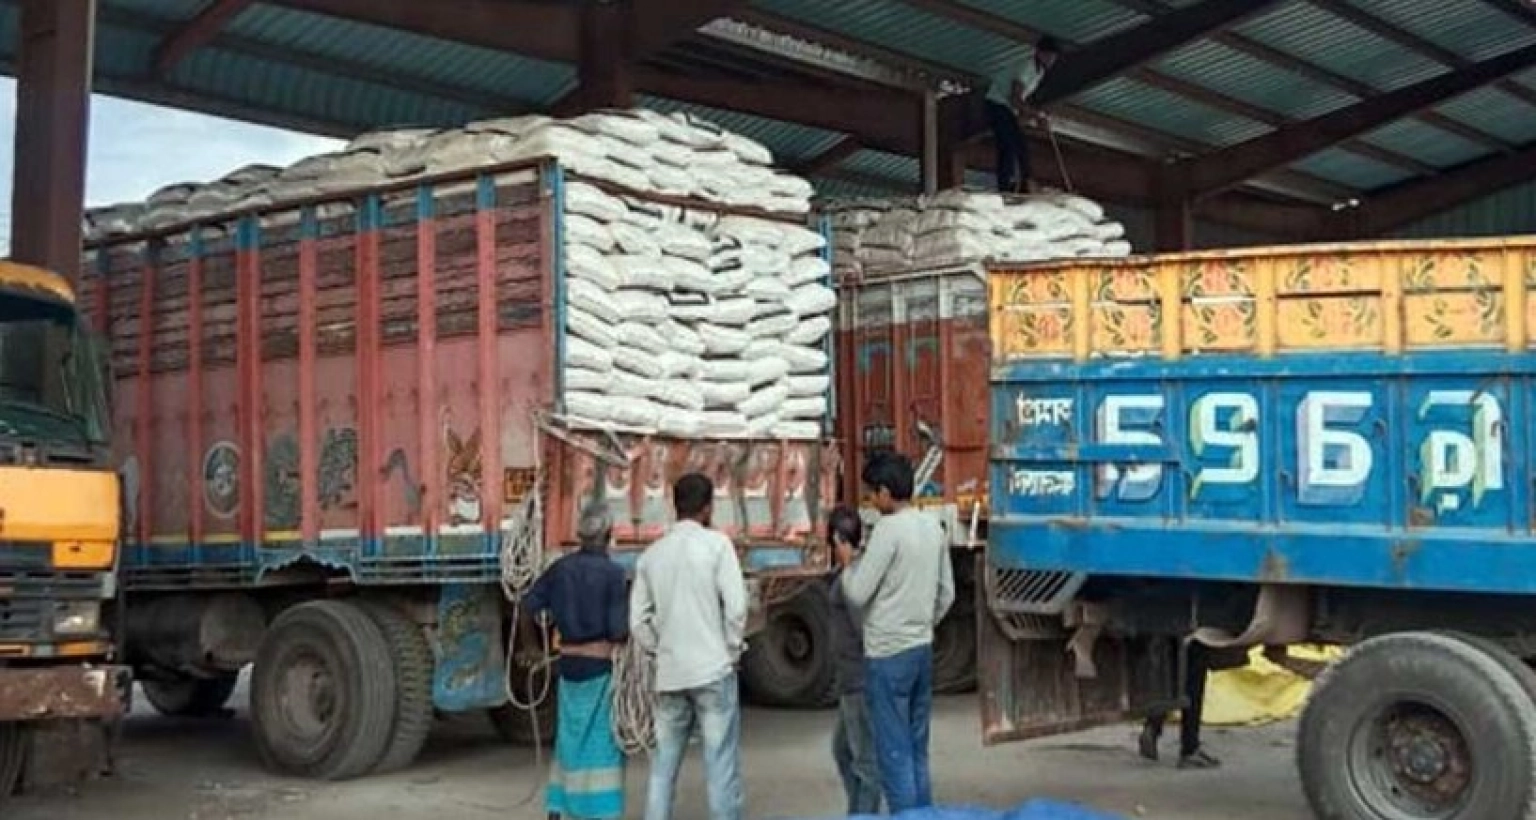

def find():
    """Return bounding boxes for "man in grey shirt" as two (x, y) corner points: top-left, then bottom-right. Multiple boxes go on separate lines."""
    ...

(631, 473), (747, 820)
(837, 453), (954, 813)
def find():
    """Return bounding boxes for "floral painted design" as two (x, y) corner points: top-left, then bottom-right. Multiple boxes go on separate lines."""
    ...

(1282, 297), (1381, 347)
(1094, 305), (1160, 352)
(1283, 254), (1361, 294)
(1404, 252), (1497, 293)
(998, 273), (1071, 307)
(1410, 293), (1504, 346)
(1095, 266), (1156, 302)
(1185, 260), (1251, 298)
(999, 308), (1074, 357)
(1186, 302), (1256, 350)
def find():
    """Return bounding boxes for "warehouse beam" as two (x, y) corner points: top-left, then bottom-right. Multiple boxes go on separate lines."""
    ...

(794, 136), (863, 177)
(1185, 42), (1536, 197)
(1358, 142), (1536, 235)
(151, 0), (254, 74)
(574, 0), (634, 111)
(9, 0), (93, 281)
(1033, 0), (1284, 105)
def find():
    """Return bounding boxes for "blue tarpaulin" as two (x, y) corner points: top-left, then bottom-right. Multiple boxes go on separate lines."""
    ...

(799, 799), (1125, 820)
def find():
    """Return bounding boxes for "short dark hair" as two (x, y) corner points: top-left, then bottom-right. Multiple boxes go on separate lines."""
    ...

(827, 505), (862, 549)
(861, 451), (914, 501)
(673, 473), (714, 519)
(1036, 36), (1061, 55)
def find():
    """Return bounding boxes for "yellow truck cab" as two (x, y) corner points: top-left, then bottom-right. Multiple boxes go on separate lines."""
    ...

(0, 260), (128, 798)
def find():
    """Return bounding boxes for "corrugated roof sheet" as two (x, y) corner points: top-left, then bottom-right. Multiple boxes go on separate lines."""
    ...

(1435, 87), (1536, 145)
(751, 0), (1023, 78)
(1075, 77), (1270, 147)
(947, 0), (1146, 45)
(843, 149), (920, 186)
(1290, 147), (1415, 189)
(228, 5), (574, 107)
(1348, 0), (1536, 61)
(107, 0), (213, 18)
(1394, 180), (1536, 238)
(1237, 2), (1446, 93)
(639, 96), (847, 165)
(1358, 119), (1489, 169)
(1153, 40), (1357, 121)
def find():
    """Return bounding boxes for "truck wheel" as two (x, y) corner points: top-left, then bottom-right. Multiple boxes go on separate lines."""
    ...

(932, 606), (978, 694)
(250, 600), (397, 780)
(488, 659), (557, 747)
(142, 674), (240, 717)
(933, 556), (978, 695)
(1298, 631), (1536, 820)
(742, 583), (837, 708)
(0, 723), (24, 802)
(360, 602), (435, 774)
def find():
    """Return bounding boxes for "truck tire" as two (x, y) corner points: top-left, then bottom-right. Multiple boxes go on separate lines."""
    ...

(933, 555), (978, 695)
(488, 666), (557, 747)
(359, 602), (435, 774)
(1298, 631), (1536, 820)
(742, 583), (838, 708)
(0, 723), (24, 803)
(142, 674), (240, 717)
(250, 600), (397, 780)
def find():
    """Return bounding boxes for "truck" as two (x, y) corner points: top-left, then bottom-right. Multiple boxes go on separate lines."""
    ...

(0, 260), (129, 800)
(982, 237), (1536, 819)
(835, 263), (991, 693)
(80, 159), (837, 779)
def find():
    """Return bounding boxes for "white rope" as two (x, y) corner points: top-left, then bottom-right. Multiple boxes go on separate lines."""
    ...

(610, 638), (657, 756)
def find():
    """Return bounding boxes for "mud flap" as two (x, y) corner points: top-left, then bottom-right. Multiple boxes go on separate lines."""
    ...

(978, 592), (1180, 745)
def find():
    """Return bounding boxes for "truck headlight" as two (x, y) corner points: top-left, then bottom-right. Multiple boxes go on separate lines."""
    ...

(52, 602), (101, 636)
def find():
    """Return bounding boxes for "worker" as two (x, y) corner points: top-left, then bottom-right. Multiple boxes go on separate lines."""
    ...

(632, 473), (748, 820)
(984, 37), (1061, 194)
(827, 505), (882, 816)
(1138, 641), (1220, 770)
(523, 504), (630, 820)
(839, 452), (955, 813)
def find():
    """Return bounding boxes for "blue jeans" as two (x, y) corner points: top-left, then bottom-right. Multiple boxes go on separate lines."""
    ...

(644, 671), (743, 820)
(865, 644), (934, 813)
(832, 693), (882, 815)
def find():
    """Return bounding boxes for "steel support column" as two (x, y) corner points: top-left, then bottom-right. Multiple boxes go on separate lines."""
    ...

(575, 0), (634, 113)
(1154, 196), (1193, 252)
(10, 0), (94, 281)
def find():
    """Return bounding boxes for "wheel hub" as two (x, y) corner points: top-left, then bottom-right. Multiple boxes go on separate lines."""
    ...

(279, 654), (337, 739)
(1384, 711), (1471, 806)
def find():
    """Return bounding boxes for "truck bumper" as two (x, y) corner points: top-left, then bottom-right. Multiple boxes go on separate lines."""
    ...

(0, 665), (131, 722)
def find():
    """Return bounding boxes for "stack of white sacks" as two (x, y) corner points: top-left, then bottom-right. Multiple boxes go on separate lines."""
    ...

(83, 109), (833, 441)
(829, 189), (1132, 279)
(559, 181), (833, 440)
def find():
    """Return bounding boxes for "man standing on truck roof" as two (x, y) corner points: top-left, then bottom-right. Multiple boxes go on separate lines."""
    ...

(838, 452), (955, 813)
(631, 473), (748, 820)
(984, 37), (1061, 194)
(524, 504), (631, 820)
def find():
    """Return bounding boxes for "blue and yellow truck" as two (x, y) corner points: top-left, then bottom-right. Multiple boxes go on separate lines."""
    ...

(982, 237), (1536, 820)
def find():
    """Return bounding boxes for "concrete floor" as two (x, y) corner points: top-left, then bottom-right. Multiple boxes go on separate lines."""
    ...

(11, 686), (1312, 820)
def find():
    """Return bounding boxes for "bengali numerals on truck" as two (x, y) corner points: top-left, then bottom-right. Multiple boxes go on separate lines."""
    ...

(1002, 387), (1505, 518)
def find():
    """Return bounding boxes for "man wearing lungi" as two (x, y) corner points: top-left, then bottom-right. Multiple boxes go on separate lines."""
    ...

(525, 505), (631, 820)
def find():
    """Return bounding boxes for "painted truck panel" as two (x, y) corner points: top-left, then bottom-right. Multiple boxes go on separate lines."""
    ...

(80, 163), (835, 592)
(987, 238), (1536, 596)
(836, 265), (990, 529)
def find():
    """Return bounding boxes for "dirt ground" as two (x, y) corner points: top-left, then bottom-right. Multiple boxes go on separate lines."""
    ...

(12, 682), (1312, 820)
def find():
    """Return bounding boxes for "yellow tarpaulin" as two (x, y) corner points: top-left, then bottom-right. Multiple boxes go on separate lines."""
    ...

(1202, 645), (1343, 727)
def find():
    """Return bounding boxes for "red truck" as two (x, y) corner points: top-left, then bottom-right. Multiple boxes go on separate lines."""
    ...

(81, 160), (836, 778)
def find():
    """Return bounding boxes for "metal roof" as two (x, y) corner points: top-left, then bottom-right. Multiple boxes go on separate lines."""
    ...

(2, 0), (1534, 233)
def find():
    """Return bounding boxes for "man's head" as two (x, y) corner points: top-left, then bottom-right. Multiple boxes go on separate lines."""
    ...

(673, 472), (714, 525)
(576, 503), (613, 554)
(827, 505), (863, 552)
(1035, 36), (1061, 69)
(861, 452), (914, 514)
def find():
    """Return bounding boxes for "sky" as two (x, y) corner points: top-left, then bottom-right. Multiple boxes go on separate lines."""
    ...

(0, 77), (341, 248)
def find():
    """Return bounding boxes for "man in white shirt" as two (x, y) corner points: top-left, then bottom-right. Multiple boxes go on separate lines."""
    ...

(837, 452), (954, 813)
(984, 37), (1060, 194)
(631, 473), (748, 820)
